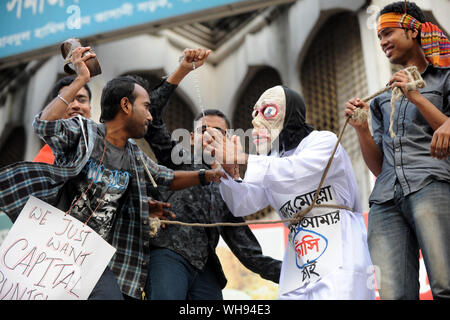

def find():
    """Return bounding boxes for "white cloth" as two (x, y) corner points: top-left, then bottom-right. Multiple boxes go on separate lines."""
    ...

(220, 131), (375, 300)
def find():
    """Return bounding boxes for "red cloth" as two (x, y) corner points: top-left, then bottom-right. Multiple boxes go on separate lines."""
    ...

(33, 144), (55, 164)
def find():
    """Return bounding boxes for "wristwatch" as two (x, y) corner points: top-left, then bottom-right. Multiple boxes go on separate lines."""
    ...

(198, 169), (208, 186)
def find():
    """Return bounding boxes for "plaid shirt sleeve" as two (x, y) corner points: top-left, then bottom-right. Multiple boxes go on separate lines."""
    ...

(149, 79), (178, 113)
(32, 113), (84, 158)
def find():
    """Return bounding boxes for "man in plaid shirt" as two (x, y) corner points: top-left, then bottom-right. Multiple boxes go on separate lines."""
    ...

(0, 46), (223, 299)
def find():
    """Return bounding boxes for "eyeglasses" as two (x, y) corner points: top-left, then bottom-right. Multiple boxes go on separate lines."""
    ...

(64, 95), (90, 105)
(196, 125), (227, 136)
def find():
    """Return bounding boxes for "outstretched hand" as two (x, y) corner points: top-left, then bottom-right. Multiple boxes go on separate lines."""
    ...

(431, 118), (450, 159)
(167, 47), (212, 85)
(211, 161), (241, 180)
(205, 167), (227, 183)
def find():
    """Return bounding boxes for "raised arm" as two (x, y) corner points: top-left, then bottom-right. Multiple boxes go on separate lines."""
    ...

(220, 210), (282, 283)
(431, 117), (450, 159)
(146, 80), (180, 169)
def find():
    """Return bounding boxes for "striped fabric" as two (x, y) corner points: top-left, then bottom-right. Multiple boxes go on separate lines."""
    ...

(421, 22), (450, 68)
(377, 12), (450, 67)
(0, 108), (175, 299)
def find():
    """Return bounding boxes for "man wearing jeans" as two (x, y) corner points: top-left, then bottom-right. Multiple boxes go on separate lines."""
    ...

(144, 107), (282, 300)
(345, 1), (450, 299)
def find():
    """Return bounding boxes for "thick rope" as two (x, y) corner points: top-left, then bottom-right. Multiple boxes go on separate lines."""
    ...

(148, 66), (426, 237)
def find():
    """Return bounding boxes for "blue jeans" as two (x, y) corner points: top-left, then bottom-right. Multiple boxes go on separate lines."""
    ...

(88, 267), (124, 300)
(145, 248), (223, 300)
(368, 180), (450, 300)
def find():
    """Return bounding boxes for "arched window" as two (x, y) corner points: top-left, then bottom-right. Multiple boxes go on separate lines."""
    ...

(300, 12), (369, 137)
(0, 126), (26, 169)
(135, 72), (195, 132)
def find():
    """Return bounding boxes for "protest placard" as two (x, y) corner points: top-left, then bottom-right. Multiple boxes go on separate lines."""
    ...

(0, 196), (116, 300)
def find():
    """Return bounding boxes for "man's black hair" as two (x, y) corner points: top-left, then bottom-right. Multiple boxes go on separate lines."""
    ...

(50, 75), (92, 101)
(100, 74), (150, 123)
(193, 109), (231, 130)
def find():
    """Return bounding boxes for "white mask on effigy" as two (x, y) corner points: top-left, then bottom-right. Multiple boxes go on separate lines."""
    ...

(251, 86), (286, 155)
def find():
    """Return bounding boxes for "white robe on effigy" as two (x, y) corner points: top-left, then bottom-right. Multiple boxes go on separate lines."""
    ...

(219, 130), (376, 300)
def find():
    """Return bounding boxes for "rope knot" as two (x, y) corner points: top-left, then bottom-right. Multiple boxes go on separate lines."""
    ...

(352, 108), (369, 124)
(149, 217), (162, 237)
(142, 67), (424, 235)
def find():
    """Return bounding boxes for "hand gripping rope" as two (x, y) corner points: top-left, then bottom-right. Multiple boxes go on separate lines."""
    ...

(147, 66), (426, 237)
